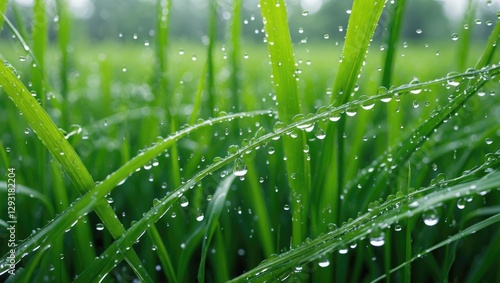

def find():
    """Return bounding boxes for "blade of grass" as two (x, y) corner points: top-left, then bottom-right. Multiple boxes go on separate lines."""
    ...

(259, 0), (311, 247)
(0, 61), (153, 282)
(50, 162), (95, 274)
(476, 19), (500, 68)
(205, 0), (217, 118)
(32, 0), (46, 106)
(146, 224), (178, 283)
(382, 0), (407, 148)
(380, 1), (407, 281)
(457, 0), (476, 70)
(198, 175), (235, 282)
(55, 0), (70, 129)
(229, 0), (242, 113)
(315, 0), (386, 233)
(0, 0), (8, 32)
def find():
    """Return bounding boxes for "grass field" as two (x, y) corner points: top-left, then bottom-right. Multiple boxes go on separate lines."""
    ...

(1, 0), (500, 282)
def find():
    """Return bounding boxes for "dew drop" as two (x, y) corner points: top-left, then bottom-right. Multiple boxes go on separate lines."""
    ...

(318, 257), (330, 268)
(96, 223), (104, 231)
(451, 33), (459, 41)
(457, 198), (466, 210)
(369, 231), (385, 247)
(485, 138), (493, 145)
(422, 208), (439, 226)
(315, 127), (326, 140)
(179, 196), (189, 207)
(196, 209), (204, 222)
(328, 113), (341, 122)
(302, 10), (309, 16)
(345, 107), (357, 117)
(233, 158), (248, 177)
(268, 147), (276, 154)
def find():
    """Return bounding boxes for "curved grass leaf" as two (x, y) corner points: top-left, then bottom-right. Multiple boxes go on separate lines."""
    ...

(198, 174), (236, 282)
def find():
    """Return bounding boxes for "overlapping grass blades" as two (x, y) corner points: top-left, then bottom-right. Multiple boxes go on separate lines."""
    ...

(1, 0), (500, 281)
(259, 0), (311, 248)
(3, 62), (497, 279)
(0, 61), (152, 282)
(230, 164), (500, 282)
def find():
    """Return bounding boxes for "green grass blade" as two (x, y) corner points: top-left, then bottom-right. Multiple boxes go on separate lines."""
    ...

(0, 62), (153, 282)
(476, 19), (500, 68)
(229, 0), (242, 112)
(55, 0), (71, 128)
(32, 0), (46, 105)
(331, 0), (386, 106)
(189, 62), (208, 124)
(198, 175), (235, 282)
(315, 0), (386, 236)
(205, 0), (217, 118)
(457, 0), (476, 70)
(154, 0), (170, 107)
(260, 0), (311, 247)
(0, 1), (8, 32)
(382, 0), (407, 148)
(147, 224), (178, 283)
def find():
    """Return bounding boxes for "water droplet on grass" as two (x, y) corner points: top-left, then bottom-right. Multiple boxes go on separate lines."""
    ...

(423, 208), (439, 226)
(233, 158), (248, 177)
(179, 196), (189, 207)
(302, 10), (309, 16)
(457, 198), (466, 209)
(369, 231), (385, 247)
(318, 257), (330, 268)
(268, 147), (275, 154)
(451, 33), (459, 41)
(315, 127), (326, 139)
(96, 223), (104, 231)
(196, 209), (204, 221)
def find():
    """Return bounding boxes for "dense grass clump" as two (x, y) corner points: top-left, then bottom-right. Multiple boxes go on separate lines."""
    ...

(1, 0), (500, 282)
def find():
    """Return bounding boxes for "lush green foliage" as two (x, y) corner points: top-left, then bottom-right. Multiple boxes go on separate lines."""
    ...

(1, 0), (500, 282)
